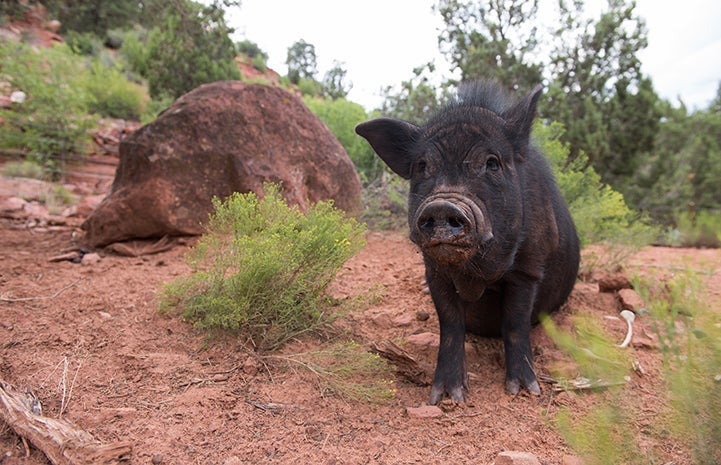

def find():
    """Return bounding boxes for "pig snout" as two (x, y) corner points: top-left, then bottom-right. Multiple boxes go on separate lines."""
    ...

(413, 194), (492, 260)
(417, 200), (472, 245)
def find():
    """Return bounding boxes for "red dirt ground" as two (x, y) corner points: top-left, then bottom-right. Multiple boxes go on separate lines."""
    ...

(1, 164), (720, 465)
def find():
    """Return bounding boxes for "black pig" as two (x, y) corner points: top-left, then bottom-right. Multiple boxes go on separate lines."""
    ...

(355, 82), (580, 404)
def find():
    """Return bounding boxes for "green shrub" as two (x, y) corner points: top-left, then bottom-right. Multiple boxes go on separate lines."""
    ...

(119, 28), (150, 78)
(637, 271), (721, 464)
(65, 31), (104, 56)
(545, 268), (721, 464)
(83, 61), (147, 120)
(542, 311), (642, 464)
(662, 209), (721, 248)
(535, 121), (656, 247)
(0, 42), (96, 177)
(302, 96), (381, 183)
(296, 77), (322, 98)
(144, 3), (240, 99)
(159, 184), (366, 350)
(1, 160), (45, 180)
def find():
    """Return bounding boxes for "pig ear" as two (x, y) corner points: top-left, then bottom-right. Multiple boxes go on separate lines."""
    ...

(355, 118), (420, 180)
(502, 84), (543, 150)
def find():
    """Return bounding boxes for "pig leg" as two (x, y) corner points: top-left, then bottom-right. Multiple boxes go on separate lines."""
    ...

(427, 278), (468, 404)
(502, 279), (541, 395)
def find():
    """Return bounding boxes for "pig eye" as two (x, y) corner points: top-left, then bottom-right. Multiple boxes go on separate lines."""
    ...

(414, 158), (433, 178)
(486, 156), (501, 172)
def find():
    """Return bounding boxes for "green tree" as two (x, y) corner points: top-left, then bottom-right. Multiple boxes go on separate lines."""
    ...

(322, 61), (352, 100)
(42, 0), (143, 36)
(541, 0), (659, 187)
(436, 0), (543, 92)
(145, 0), (240, 99)
(286, 39), (317, 85)
(631, 101), (721, 224)
(378, 63), (452, 124)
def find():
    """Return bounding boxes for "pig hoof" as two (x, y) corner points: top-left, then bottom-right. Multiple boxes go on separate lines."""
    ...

(505, 378), (541, 396)
(429, 384), (465, 405)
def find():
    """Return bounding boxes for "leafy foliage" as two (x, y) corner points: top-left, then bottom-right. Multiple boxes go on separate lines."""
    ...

(286, 39), (317, 85)
(82, 61), (147, 120)
(302, 96), (381, 183)
(322, 61), (352, 100)
(534, 121), (655, 247)
(636, 270), (721, 464)
(144, 1), (240, 99)
(159, 184), (366, 350)
(540, 0), (658, 187)
(0, 42), (95, 176)
(436, 0), (542, 93)
(378, 63), (453, 124)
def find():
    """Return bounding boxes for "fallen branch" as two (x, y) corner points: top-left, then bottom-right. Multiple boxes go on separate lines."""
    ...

(0, 279), (82, 303)
(0, 379), (132, 464)
(369, 340), (432, 386)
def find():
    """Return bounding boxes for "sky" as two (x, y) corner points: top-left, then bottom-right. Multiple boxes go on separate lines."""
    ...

(226, 0), (721, 111)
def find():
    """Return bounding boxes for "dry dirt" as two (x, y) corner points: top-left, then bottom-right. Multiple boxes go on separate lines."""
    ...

(1, 161), (720, 465)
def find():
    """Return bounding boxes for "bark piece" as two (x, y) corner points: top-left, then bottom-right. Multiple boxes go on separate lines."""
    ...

(0, 380), (132, 465)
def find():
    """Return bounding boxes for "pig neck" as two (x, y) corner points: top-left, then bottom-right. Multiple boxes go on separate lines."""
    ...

(449, 267), (488, 302)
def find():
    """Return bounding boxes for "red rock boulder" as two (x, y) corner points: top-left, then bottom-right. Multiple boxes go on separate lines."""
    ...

(82, 81), (362, 247)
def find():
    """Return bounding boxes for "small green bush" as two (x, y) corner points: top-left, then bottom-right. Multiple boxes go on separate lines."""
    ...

(662, 209), (721, 248)
(83, 61), (147, 120)
(535, 121), (656, 247)
(159, 184), (366, 350)
(637, 271), (721, 464)
(65, 31), (104, 56)
(119, 28), (150, 78)
(302, 96), (382, 184)
(1, 160), (45, 180)
(0, 41), (96, 177)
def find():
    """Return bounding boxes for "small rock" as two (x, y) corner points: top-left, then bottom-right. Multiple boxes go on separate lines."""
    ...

(406, 332), (439, 347)
(598, 273), (632, 292)
(98, 311), (112, 319)
(1, 196), (26, 212)
(151, 454), (163, 464)
(81, 252), (102, 266)
(618, 288), (645, 311)
(371, 311), (394, 329)
(416, 309), (430, 321)
(406, 404), (443, 418)
(223, 456), (243, 465)
(392, 313), (414, 327)
(495, 451), (541, 465)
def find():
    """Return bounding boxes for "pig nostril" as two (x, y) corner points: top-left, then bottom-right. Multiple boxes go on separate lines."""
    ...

(448, 216), (463, 229)
(419, 217), (435, 231)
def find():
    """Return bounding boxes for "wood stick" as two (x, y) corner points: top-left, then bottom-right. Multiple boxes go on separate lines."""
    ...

(0, 380), (132, 464)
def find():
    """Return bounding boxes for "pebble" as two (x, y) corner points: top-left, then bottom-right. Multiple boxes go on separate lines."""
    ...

(618, 288), (645, 311)
(81, 252), (102, 266)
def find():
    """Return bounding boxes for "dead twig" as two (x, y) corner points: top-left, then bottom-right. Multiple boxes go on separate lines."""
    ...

(0, 279), (82, 303)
